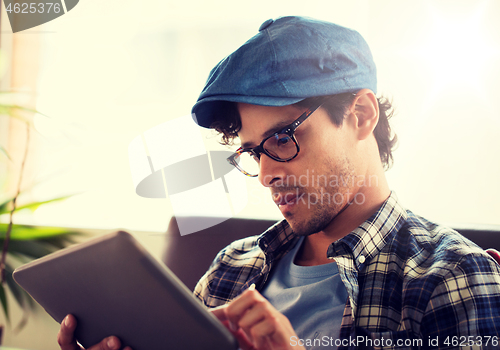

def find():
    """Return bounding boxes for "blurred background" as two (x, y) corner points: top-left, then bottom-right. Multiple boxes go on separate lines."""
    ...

(1, 0), (499, 348)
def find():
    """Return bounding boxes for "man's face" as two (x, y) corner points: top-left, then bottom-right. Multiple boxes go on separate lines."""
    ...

(237, 102), (361, 236)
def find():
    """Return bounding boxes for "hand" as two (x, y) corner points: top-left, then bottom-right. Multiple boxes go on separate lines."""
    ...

(57, 314), (133, 350)
(210, 289), (305, 350)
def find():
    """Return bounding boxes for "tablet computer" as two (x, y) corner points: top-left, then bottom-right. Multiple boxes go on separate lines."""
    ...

(13, 231), (238, 350)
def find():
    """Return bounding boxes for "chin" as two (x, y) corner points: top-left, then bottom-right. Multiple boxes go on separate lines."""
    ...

(287, 207), (337, 236)
(286, 217), (325, 237)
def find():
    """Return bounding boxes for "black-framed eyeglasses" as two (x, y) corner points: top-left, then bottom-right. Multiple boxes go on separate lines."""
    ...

(227, 100), (325, 177)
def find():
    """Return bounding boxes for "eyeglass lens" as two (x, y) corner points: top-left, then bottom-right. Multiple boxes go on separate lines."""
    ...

(235, 133), (296, 176)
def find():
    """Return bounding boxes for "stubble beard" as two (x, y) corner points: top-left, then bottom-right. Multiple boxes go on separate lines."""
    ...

(284, 157), (355, 237)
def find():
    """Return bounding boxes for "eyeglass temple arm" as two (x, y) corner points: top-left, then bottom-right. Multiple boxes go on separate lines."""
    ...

(284, 102), (324, 134)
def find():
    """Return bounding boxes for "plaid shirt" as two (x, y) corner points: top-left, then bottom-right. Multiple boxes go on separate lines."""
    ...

(194, 193), (500, 349)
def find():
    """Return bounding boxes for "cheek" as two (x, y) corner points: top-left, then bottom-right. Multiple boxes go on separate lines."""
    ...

(291, 124), (351, 181)
(304, 127), (346, 163)
(298, 126), (331, 155)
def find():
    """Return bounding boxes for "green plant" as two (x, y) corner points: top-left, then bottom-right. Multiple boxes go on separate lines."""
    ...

(0, 91), (80, 335)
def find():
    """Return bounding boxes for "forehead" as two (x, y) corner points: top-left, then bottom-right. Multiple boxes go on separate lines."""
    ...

(236, 103), (305, 147)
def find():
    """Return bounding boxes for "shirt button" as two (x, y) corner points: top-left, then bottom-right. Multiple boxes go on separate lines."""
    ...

(259, 19), (274, 31)
(359, 255), (366, 264)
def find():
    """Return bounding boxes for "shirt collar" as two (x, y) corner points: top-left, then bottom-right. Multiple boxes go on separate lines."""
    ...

(258, 219), (300, 263)
(327, 191), (408, 270)
(258, 192), (407, 269)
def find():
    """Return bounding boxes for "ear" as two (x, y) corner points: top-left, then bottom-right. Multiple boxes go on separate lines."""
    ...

(347, 89), (379, 141)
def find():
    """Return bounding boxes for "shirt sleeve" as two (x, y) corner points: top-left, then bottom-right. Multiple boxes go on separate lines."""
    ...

(420, 252), (500, 349)
(193, 248), (225, 306)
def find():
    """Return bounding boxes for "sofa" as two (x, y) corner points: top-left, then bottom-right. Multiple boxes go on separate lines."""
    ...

(162, 216), (500, 291)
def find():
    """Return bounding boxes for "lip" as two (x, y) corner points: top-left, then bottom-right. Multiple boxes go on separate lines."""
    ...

(272, 192), (303, 212)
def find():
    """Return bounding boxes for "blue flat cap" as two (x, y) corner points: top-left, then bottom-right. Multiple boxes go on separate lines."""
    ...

(192, 16), (377, 128)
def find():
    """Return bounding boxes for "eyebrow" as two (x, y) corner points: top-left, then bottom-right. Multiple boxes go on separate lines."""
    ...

(241, 119), (293, 149)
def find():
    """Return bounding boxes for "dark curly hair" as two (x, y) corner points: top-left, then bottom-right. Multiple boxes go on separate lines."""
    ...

(210, 93), (397, 169)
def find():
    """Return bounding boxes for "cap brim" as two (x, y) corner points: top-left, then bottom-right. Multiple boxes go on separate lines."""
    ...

(192, 95), (305, 128)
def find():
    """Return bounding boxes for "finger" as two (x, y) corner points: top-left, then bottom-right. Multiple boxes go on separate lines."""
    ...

(237, 300), (269, 331)
(57, 315), (80, 350)
(250, 319), (279, 350)
(226, 290), (263, 329)
(251, 315), (297, 350)
(211, 306), (257, 350)
(210, 304), (229, 322)
(57, 314), (125, 350)
(231, 328), (257, 350)
(233, 292), (273, 342)
(87, 336), (122, 350)
(210, 306), (235, 335)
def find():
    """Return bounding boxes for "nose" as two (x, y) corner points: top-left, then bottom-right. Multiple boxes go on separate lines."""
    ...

(258, 154), (285, 187)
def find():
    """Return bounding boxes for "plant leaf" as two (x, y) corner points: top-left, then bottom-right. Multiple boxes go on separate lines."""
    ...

(0, 144), (11, 161)
(0, 193), (76, 215)
(2, 195), (72, 215)
(0, 199), (11, 215)
(0, 103), (49, 123)
(2, 240), (55, 259)
(0, 224), (79, 240)
(41, 235), (80, 249)
(5, 264), (32, 333)
(5, 263), (26, 311)
(0, 104), (29, 124)
(2, 234), (79, 260)
(0, 283), (9, 323)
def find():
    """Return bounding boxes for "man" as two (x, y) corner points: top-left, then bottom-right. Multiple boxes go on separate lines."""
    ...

(58, 16), (500, 350)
